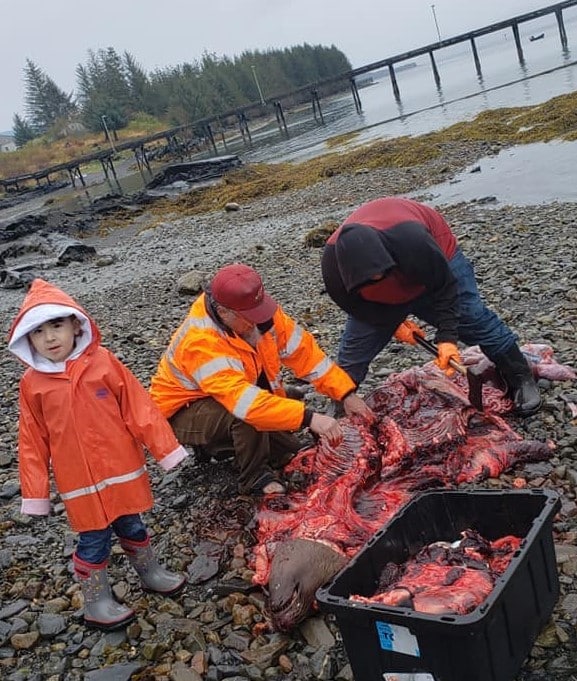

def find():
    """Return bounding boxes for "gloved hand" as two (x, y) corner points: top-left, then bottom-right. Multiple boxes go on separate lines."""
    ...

(434, 342), (461, 377)
(393, 319), (426, 345)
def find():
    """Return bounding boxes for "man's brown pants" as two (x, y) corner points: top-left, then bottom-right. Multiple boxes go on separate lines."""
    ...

(169, 398), (301, 494)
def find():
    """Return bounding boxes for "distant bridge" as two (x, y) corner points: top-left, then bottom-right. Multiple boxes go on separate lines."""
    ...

(1, 0), (575, 194)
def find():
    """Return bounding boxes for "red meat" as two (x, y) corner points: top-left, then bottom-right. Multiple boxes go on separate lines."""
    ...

(252, 345), (571, 631)
(351, 530), (521, 615)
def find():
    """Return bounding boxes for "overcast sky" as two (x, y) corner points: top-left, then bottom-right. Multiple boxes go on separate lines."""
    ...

(0, 0), (560, 131)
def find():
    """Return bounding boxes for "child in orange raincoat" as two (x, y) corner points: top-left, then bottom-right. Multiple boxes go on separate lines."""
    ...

(7, 278), (190, 630)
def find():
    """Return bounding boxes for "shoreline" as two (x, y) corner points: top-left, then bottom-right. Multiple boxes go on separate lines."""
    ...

(0, 125), (577, 679)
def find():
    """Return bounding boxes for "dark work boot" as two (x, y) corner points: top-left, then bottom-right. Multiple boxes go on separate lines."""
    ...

(120, 536), (186, 596)
(493, 344), (542, 416)
(73, 553), (135, 630)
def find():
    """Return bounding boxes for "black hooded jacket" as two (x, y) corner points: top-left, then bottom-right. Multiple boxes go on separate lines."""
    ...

(321, 197), (459, 343)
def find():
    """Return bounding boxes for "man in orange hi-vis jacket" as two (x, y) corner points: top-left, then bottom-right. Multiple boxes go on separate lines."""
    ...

(151, 263), (374, 496)
(8, 279), (189, 631)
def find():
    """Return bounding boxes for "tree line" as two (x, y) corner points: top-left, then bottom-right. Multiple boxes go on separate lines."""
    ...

(13, 44), (352, 148)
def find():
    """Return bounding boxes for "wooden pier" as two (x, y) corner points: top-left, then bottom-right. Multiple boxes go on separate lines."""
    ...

(1, 0), (575, 195)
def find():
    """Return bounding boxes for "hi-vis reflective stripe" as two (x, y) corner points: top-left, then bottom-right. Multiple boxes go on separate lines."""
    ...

(164, 314), (229, 390)
(167, 362), (198, 391)
(301, 357), (333, 382)
(280, 324), (304, 359)
(60, 467), (147, 501)
(233, 384), (261, 419)
(193, 356), (244, 383)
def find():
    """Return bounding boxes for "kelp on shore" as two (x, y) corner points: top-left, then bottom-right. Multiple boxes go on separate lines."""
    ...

(100, 90), (577, 232)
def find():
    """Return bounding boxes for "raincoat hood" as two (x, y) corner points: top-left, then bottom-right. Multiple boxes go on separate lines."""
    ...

(335, 223), (396, 293)
(7, 279), (97, 373)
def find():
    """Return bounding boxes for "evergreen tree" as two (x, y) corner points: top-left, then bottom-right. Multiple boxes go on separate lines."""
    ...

(149, 63), (206, 125)
(100, 48), (132, 111)
(123, 51), (153, 114)
(74, 42), (352, 130)
(76, 48), (131, 132)
(12, 113), (36, 147)
(23, 59), (76, 133)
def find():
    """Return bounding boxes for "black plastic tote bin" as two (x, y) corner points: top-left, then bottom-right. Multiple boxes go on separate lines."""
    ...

(316, 489), (560, 681)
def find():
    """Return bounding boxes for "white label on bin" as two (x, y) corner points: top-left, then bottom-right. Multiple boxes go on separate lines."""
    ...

(382, 674), (436, 681)
(375, 621), (421, 657)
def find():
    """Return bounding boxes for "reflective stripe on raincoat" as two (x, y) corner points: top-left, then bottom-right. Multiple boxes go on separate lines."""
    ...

(150, 293), (356, 431)
(7, 279), (188, 532)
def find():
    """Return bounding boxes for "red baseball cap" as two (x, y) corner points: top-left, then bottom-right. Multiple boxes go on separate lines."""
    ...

(210, 263), (278, 323)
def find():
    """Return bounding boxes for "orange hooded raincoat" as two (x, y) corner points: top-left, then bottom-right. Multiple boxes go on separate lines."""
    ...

(7, 279), (188, 532)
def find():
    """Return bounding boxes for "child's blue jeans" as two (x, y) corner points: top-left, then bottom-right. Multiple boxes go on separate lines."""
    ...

(76, 514), (147, 564)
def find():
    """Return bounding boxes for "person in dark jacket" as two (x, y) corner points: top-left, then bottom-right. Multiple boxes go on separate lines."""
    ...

(321, 196), (541, 416)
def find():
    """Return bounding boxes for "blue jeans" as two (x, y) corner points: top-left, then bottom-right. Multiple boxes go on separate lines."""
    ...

(76, 514), (147, 564)
(338, 248), (517, 386)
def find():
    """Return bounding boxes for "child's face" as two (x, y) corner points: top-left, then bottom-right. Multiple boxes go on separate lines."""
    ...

(28, 316), (81, 362)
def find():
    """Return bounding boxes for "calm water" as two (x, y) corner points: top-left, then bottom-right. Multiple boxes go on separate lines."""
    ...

(3, 10), (577, 223)
(420, 140), (577, 205)
(228, 9), (577, 165)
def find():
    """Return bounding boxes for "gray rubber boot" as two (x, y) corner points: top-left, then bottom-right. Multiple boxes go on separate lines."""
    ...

(120, 536), (186, 596)
(73, 553), (135, 630)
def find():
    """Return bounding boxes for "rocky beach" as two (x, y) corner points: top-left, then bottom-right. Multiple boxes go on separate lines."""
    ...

(1, 131), (577, 681)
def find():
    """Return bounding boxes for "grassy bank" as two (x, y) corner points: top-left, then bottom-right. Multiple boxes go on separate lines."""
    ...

(0, 115), (166, 179)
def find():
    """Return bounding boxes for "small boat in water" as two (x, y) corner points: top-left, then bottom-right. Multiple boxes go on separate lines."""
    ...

(529, 32), (545, 42)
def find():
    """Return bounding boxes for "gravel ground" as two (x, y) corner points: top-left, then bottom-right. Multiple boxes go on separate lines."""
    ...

(1, 138), (577, 681)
